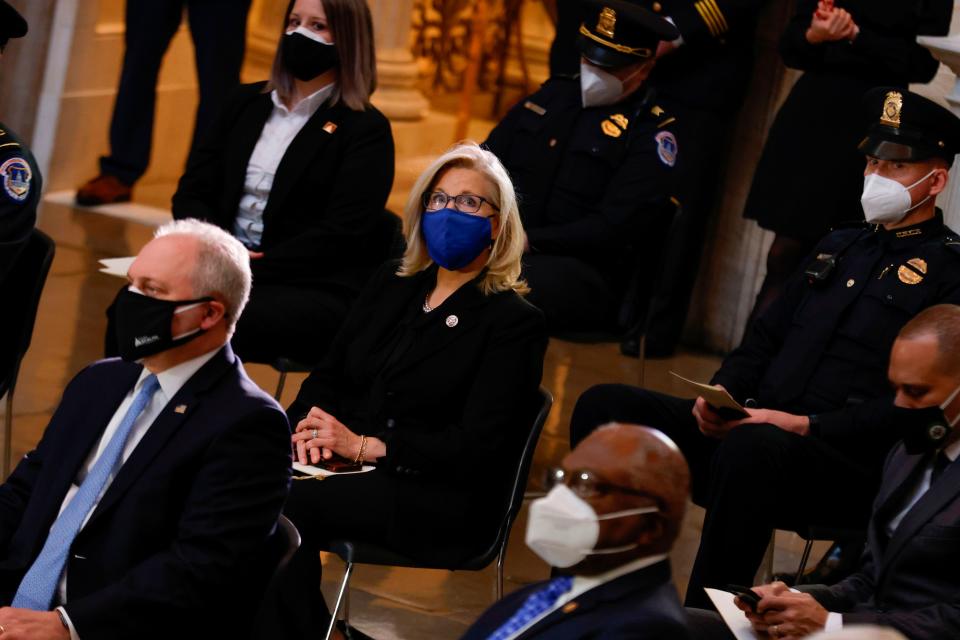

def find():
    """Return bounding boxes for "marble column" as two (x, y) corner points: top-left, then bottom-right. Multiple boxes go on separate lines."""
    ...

(369, 0), (429, 121)
(918, 35), (960, 229)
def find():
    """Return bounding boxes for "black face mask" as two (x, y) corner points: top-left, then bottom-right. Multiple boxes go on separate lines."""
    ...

(900, 405), (953, 455)
(281, 28), (338, 81)
(114, 288), (213, 362)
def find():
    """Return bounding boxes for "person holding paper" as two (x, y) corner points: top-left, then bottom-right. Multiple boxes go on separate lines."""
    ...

(461, 423), (691, 640)
(688, 304), (960, 639)
(570, 88), (960, 608)
(258, 143), (547, 639)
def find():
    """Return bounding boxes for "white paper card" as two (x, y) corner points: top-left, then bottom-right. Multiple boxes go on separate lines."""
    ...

(292, 462), (375, 477)
(704, 588), (759, 640)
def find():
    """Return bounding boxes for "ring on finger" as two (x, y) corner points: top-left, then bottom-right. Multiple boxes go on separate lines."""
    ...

(771, 625), (780, 637)
(312, 428), (319, 439)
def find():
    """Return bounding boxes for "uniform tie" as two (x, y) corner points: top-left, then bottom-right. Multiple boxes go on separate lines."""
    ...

(486, 575), (574, 640)
(12, 374), (161, 610)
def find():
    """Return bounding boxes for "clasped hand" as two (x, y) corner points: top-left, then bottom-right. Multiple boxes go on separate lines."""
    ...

(293, 407), (361, 465)
(806, 0), (858, 44)
(734, 581), (828, 639)
(692, 391), (809, 439)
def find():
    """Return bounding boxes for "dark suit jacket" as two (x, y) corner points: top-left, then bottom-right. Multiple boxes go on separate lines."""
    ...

(0, 345), (291, 639)
(288, 261), (547, 561)
(803, 442), (960, 639)
(460, 560), (691, 639)
(172, 81), (396, 294)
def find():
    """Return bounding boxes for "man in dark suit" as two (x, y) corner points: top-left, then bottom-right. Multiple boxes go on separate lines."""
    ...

(460, 423), (691, 640)
(571, 89), (960, 608)
(688, 304), (960, 639)
(485, 0), (681, 333)
(0, 219), (290, 639)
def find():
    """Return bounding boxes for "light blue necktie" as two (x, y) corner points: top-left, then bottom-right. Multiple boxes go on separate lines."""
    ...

(13, 374), (161, 610)
(487, 575), (574, 640)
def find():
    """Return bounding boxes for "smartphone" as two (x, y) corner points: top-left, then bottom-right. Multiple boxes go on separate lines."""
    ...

(726, 584), (763, 612)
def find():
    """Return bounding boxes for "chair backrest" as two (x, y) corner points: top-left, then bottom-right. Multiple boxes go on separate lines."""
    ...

(0, 229), (56, 397)
(462, 385), (553, 570)
(271, 514), (302, 581)
(380, 209), (406, 261)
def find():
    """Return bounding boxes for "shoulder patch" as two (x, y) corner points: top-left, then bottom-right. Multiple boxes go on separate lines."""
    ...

(655, 131), (678, 167)
(1, 157), (32, 203)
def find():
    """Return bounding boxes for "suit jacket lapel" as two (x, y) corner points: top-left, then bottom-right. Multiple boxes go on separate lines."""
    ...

(262, 101), (343, 228)
(223, 93), (273, 224)
(84, 346), (236, 529)
(873, 451), (928, 525)
(879, 456), (960, 581)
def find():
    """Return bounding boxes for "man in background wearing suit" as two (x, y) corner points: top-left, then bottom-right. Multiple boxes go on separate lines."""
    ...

(0, 219), (290, 639)
(689, 304), (960, 639)
(460, 423), (691, 640)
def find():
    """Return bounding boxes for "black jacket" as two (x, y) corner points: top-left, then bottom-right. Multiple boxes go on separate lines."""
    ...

(804, 442), (960, 638)
(172, 82), (395, 293)
(713, 213), (960, 470)
(288, 261), (547, 558)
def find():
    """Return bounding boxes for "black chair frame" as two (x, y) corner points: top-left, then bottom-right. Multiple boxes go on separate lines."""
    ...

(322, 386), (554, 640)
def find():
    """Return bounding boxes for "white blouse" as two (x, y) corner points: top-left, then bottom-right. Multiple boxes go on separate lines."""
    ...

(234, 83), (336, 248)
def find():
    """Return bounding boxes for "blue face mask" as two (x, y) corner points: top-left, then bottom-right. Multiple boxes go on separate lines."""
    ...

(421, 208), (493, 270)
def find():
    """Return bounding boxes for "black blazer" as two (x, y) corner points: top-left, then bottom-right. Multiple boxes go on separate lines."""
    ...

(288, 261), (547, 558)
(804, 443), (960, 639)
(460, 561), (691, 639)
(0, 345), (291, 639)
(172, 81), (396, 293)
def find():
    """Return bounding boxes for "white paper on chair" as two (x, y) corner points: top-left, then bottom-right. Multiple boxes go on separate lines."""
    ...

(292, 462), (375, 477)
(98, 257), (136, 278)
(704, 588), (760, 640)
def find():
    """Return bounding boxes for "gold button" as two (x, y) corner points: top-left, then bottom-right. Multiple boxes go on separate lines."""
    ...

(549, 138), (557, 148)
(562, 602), (579, 613)
(846, 279), (855, 288)
(652, 2), (662, 11)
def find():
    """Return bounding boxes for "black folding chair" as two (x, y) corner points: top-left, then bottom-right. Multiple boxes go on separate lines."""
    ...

(322, 386), (554, 640)
(0, 229), (56, 478)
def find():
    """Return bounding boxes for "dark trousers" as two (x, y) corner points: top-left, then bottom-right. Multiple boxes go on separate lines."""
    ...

(570, 385), (876, 608)
(230, 283), (351, 365)
(101, 0), (251, 184)
(522, 253), (617, 333)
(643, 105), (731, 354)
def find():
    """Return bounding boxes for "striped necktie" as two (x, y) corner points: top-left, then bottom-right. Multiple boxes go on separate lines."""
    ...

(12, 374), (161, 610)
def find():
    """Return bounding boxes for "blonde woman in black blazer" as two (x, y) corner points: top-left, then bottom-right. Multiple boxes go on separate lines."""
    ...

(263, 142), (547, 638)
(172, 0), (394, 365)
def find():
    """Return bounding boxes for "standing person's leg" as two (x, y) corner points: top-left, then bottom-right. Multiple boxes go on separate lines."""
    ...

(185, 0), (251, 153)
(100, 0), (185, 185)
(684, 423), (877, 608)
(743, 234), (815, 332)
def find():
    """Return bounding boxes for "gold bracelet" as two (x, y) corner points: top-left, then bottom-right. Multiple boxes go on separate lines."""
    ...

(354, 434), (367, 465)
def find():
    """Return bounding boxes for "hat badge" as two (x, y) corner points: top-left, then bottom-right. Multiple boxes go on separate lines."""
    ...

(597, 7), (617, 38)
(881, 91), (903, 129)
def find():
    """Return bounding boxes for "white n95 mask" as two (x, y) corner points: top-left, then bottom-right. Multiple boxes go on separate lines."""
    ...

(861, 169), (937, 225)
(580, 61), (624, 108)
(525, 484), (659, 568)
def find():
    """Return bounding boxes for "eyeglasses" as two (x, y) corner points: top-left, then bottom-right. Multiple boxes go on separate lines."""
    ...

(422, 191), (500, 214)
(543, 467), (652, 500)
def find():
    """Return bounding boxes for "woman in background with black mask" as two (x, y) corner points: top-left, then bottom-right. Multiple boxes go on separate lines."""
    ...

(171, 0), (395, 366)
(257, 143), (547, 639)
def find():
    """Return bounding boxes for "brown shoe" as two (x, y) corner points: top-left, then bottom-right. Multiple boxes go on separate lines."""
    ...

(75, 174), (132, 206)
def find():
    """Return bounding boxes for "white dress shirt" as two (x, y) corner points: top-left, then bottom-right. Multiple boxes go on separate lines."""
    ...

(233, 83), (336, 248)
(823, 438), (960, 632)
(503, 554), (670, 640)
(55, 347), (221, 639)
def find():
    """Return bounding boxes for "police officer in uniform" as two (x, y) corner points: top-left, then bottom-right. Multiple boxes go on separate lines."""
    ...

(0, 0), (40, 284)
(569, 88), (960, 608)
(485, 0), (680, 332)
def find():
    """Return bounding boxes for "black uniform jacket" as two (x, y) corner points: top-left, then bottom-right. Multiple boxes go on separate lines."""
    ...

(0, 123), (40, 284)
(0, 345), (291, 639)
(804, 442), (960, 639)
(713, 213), (960, 470)
(485, 79), (678, 279)
(460, 560), (690, 640)
(288, 261), (547, 559)
(172, 81), (395, 294)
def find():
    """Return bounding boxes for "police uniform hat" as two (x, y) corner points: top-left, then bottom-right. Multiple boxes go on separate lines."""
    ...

(0, 1), (28, 46)
(577, 0), (679, 69)
(859, 87), (960, 166)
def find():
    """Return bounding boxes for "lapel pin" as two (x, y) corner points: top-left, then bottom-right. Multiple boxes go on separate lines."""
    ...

(323, 121), (338, 134)
(562, 602), (579, 613)
(445, 315), (459, 328)
(174, 404), (187, 414)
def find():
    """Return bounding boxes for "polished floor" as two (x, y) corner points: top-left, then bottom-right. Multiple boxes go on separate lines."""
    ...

(2, 198), (826, 639)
